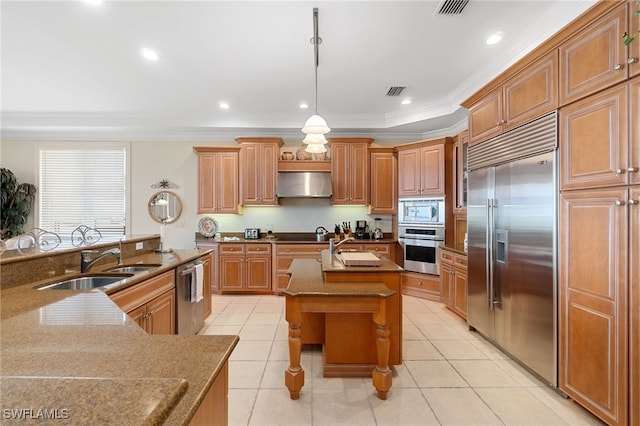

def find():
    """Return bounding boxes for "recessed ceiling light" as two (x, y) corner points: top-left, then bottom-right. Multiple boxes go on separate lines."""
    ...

(219, 102), (230, 110)
(84, 0), (105, 5)
(299, 103), (309, 109)
(401, 99), (412, 105)
(486, 33), (503, 45)
(140, 47), (159, 61)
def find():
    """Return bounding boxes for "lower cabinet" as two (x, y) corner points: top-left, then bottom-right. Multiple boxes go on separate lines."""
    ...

(219, 243), (271, 293)
(439, 249), (468, 320)
(401, 271), (440, 300)
(201, 252), (213, 319)
(109, 270), (176, 335)
(275, 244), (328, 292)
(189, 362), (229, 426)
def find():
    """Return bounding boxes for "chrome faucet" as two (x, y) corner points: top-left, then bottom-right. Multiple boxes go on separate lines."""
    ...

(80, 248), (122, 273)
(329, 237), (355, 255)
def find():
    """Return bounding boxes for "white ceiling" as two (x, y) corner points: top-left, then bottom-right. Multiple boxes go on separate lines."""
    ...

(0, 0), (597, 143)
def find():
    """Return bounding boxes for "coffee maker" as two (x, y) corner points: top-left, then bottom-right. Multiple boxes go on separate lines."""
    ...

(355, 220), (368, 239)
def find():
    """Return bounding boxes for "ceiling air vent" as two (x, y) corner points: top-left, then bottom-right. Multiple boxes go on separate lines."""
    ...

(386, 86), (406, 97)
(436, 0), (469, 15)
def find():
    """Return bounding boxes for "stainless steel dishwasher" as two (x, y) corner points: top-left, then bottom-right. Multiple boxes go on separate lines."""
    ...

(176, 259), (204, 335)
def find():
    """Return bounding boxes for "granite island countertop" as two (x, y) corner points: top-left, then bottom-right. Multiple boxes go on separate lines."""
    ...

(0, 249), (239, 425)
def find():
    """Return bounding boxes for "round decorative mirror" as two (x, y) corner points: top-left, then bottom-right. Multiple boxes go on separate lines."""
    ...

(148, 191), (182, 224)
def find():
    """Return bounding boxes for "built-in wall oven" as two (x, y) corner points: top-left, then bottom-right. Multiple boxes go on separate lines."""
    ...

(398, 198), (445, 275)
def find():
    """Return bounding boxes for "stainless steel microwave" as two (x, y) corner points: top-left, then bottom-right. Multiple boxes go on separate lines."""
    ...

(398, 197), (445, 227)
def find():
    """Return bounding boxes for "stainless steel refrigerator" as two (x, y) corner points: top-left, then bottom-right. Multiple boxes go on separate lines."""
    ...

(467, 112), (557, 386)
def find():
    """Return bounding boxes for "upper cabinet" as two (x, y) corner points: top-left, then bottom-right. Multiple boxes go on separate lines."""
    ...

(453, 130), (469, 213)
(559, 3), (629, 106)
(330, 138), (373, 205)
(193, 146), (241, 214)
(467, 51), (558, 145)
(396, 138), (452, 198)
(236, 137), (283, 206)
(368, 147), (397, 214)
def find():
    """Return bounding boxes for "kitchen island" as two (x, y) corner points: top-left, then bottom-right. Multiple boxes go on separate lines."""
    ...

(283, 250), (402, 400)
(0, 243), (238, 425)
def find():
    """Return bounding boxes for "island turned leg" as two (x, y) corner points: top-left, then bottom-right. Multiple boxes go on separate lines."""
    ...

(284, 297), (304, 399)
(372, 301), (392, 400)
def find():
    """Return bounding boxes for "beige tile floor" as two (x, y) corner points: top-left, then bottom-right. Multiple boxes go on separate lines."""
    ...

(200, 294), (604, 426)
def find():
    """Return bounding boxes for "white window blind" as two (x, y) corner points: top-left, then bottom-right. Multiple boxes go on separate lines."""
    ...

(39, 146), (127, 247)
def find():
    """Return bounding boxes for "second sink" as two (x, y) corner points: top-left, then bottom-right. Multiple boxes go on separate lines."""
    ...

(38, 274), (133, 290)
(106, 264), (161, 273)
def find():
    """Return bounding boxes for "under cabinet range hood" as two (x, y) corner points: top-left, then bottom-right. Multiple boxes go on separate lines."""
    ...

(276, 172), (332, 198)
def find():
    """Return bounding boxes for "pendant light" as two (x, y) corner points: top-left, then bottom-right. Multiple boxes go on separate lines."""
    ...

(302, 8), (330, 153)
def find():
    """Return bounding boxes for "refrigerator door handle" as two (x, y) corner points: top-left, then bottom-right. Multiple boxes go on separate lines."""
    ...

(487, 198), (495, 311)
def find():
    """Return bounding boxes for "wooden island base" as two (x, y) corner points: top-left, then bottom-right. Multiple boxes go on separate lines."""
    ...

(283, 253), (402, 400)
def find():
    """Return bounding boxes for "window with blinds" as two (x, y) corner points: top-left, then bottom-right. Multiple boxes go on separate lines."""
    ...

(39, 145), (127, 248)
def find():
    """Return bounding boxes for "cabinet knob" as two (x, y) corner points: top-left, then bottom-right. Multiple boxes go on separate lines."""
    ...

(615, 200), (625, 206)
(615, 168), (626, 175)
(614, 63), (624, 70)
(629, 199), (638, 205)
(628, 166), (639, 173)
(628, 57), (638, 64)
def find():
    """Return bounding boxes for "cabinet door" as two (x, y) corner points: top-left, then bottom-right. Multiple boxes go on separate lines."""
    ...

(146, 289), (175, 335)
(369, 151), (397, 214)
(331, 142), (350, 204)
(560, 84), (628, 190)
(453, 131), (468, 213)
(397, 148), (421, 197)
(246, 256), (271, 290)
(631, 187), (640, 426)
(630, 2), (640, 78)
(241, 143), (260, 205)
(217, 152), (240, 213)
(559, 4), (628, 105)
(468, 87), (503, 145)
(453, 267), (467, 319)
(629, 78), (640, 185)
(197, 152), (217, 213)
(420, 145), (445, 196)
(504, 51), (558, 130)
(260, 142), (279, 205)
(220, 255), (244, 291)
(560, 188), (628, 426)
(349, 143), (369, 204)
(439, 262), (454, 308)
(127, 304), (148, 330)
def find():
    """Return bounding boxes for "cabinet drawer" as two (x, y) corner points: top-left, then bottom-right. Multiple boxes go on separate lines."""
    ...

(247, 243), (271, 254)
(440, 250), (455, 263)
(277, 257), (294, 272)
(401, 272), (439, 294)
(454, 254), (467, 268)
(276, 244), (327, 255)
(363, 244), (390, 256)
(219, 244), (245, 255)
(110, 270), (175, 313)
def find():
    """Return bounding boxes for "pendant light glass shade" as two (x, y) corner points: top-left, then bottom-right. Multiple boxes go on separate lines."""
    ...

(302, 114), (330, 135)
(302, 133), (328, 145)
(303, 142), (327, 154)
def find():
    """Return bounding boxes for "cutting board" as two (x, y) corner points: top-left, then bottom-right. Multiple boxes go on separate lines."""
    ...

(337, 251), (381, 267)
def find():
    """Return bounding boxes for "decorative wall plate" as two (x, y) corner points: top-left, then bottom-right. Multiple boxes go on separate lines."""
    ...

(198, 217), (218, 237)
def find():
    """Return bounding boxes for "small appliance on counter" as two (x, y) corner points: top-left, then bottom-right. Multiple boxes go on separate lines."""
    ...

(355, 220), (368, 239)
(244, 228), (260, 239)
(315, 226), (328, 241)
(373, 218), (384, 240)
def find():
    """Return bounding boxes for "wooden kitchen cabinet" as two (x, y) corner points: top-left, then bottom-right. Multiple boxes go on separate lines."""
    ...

(453, 130), (468, 213)
(330, 137), (373, 205)
(368, 148), (397, 214)
(201, 251), (213, 319)
(561, 79), (640, 191)
(468, 51), (558, 145)
(632, 187), (640, 426)
(275, 243), (328, 291)
(236, 137), (283, 206)
(439, 249), (467, 320)
(193, 146), (240, 214)
(109, 270), (176, 335)
(400, 271), (439, 301)
(559, 3), (628, 106)
(560, 187), (630, 426)
(396, 138), (451, 197)
(219, 243), (271, 293)
(190, 362), (229, 426)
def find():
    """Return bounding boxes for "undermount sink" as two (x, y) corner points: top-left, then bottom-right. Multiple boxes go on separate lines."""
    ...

(37, 274), (133, 290)
(105, 264), (162, 273)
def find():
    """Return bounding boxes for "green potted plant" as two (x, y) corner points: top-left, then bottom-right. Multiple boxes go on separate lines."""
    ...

(1, 167), (37, 240)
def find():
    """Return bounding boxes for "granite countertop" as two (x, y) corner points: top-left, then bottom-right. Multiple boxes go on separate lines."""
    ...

(321, 249), (403, 273)
(0, 249), (239, 425)
(283, 251), (398, 298)
(195, 232), (397, 244)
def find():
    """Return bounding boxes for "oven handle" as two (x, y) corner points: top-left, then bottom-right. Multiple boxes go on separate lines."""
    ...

(398, 237), (442, 247)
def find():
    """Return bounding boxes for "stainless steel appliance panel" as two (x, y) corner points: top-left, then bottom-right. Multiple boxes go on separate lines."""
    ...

(176, 260), (204, 335)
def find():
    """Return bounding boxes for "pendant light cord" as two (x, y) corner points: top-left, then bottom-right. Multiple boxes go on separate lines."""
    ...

(313, 8), (320, 115)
